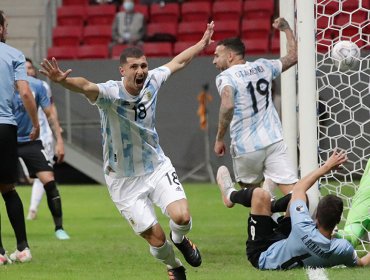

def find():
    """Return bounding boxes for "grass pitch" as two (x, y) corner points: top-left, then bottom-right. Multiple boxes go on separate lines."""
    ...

(0, 184), (369, 279)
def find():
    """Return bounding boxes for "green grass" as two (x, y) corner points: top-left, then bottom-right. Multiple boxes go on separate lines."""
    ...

(0, 184), (369, 279)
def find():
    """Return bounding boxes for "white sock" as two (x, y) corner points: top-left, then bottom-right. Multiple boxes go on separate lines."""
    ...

(149, 240), (182, 269)
(170, 219), (192, 244)
(29, 179), (45, 211)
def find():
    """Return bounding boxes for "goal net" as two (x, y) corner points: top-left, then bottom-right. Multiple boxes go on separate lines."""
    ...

(315, 0), (369, 254)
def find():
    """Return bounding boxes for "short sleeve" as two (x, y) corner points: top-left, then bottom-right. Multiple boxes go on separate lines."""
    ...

(94, 80), (120, 108)
(39, 82), (51, 109)
(215, 72), (235, 96)
(257, 59), (282, 80)
(290, 200), (313, 227)
(13, 53), (28, 81)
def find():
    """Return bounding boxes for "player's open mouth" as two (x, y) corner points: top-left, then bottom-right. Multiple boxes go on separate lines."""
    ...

(136, 77), (144, 87)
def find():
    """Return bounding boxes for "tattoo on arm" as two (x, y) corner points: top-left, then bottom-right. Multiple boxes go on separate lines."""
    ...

(216, 86), (234, 141)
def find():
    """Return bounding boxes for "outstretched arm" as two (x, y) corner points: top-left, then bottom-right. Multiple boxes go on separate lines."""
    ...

(164, 21), (214, 74)
(40, 58), (100, 103)
(291, 149), (347, 203)
(357, 252), (370, 266)
(214, 85), (234, 157)
(272, 17), (298, 72)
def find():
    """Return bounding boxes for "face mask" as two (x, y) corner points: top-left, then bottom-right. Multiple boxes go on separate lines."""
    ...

(123, 2), (134, 12)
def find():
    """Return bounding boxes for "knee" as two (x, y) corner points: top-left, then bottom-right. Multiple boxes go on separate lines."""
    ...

(172, 212), (191, 225)
(253, 188), (272, 208)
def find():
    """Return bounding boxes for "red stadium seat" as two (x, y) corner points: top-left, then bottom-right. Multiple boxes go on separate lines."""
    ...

(173, 41), (197, 55)
(181, 2), (211, 22)
(150, 3), (180, 23)
(243, 38), (269, 55)
(142, 42), (173, 57)
(177, 22), (206, 42)
(111, 44), (128, 59)
(47, 46), (78, 60)
(213, 20), (240, 41)
(241, 18), (271, 39)
(270, 37), (280, 54)
(86, 5), (116, 25)
(203, 41), (217, 55)
(62, 0), (88, 6)
(243, 0), (275, 19)
(77, 45), (109, 59)
(52, 26), (83, 47)
(57, 6), (86, 26)
(146, 22), (177, 42)
(212, 1), (242, 21)
(83, 25), (112, 46)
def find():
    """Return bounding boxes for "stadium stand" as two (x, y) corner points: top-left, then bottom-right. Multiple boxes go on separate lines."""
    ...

(150, 3), (180, 23)
(77, 45), (110, 59)
(212, 1), (243, 21)
(52, 26), (83, 47)
(177, 22), (207, 42)
(181, 2), (211, 22)
(57, 5), (87, 26)
(242, 0), (275, 19)
(111, 44), (128, 59)
(86, 4), (116, 25)
(146, 22), (177, 42)
(212, 20), (240, 41)
(47, 46), (78, 60)
(83, 25), (112, 45)
(142, 42), (173, 57)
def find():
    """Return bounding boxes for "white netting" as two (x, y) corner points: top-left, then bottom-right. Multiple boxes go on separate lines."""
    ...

(315, 0), (370, 254)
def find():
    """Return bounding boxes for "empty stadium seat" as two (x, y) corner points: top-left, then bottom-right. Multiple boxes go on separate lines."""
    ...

(243, 0), (275, 19)
(57, 5), (86, 26)
(52, 26), (83, 47)
(213, 20), (240, 40)
(243, 38), (269, 55)
(173, 41), (197, 55)
(150, 3), (180, 23)
(77, 45), (109, 59)
(111, 44), (128, 59)
(270, 37), (280, 54)
(142, 42), (173, 57)
(86, 5), (116, 25)
(63, 0), (88, 6)
(146, 22), (177, 42)
(212, 1), (242, 21)
(181, 2), (211, 22)
(241, 18), (271, 39)
(203, 42), (217, 55)
(177, 22), (206, 42)
(47, 46), (78, 60)
(83, 25), (112, 45)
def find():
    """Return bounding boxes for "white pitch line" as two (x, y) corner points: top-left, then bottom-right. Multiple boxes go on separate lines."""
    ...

(306, 267), (329, 280)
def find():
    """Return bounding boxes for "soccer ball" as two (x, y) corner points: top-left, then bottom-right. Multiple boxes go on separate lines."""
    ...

(331, 41), (360, 71)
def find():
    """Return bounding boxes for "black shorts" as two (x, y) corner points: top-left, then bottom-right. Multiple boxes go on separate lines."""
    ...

(0, 124), (18, 184)
(18, 140), (53, 178)
(246, 214), (291, 268)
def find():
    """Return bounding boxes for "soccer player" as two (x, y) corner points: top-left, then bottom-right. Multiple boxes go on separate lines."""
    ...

(217, 149), (370, 269)
(335, 158), (370, 247)
(13, 74), (70, 240)
(212, 17), (298, 196)
(40, 22), (214, 280)
(0, 10), (39, 264)
(23, 58), (65, 221)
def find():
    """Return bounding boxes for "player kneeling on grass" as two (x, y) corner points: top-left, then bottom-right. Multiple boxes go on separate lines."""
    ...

(217, 149), (370, 269)
(334, 158), (370, 247)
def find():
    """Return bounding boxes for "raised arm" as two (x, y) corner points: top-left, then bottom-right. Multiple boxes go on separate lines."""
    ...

(272, 17), (298, 72)
(291, 149), (347, 203)
(40, 58), (100, 103)
(214, 85), (234, 157)
(164, 21), (214, 74)
(16, 80), (40, 140)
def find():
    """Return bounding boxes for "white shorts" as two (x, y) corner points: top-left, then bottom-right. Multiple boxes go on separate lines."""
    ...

(232, 141), (298, 185)
(104, 157), (186, 234)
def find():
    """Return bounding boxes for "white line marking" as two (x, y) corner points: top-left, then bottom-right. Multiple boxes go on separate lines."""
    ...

(306, 267), (329, 280)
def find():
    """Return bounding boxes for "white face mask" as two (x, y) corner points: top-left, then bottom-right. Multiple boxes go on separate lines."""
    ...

(123, 2), (134, 12)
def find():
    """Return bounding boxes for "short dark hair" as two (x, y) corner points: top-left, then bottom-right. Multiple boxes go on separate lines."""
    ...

(120, 47), (145, 65)
(316, 195), (343, 231)
(0, 10), (5, 28)
(26, 57), (33, 64)
(217, 38), (245, 58)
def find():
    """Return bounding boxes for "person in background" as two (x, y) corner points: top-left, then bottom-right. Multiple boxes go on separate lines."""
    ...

(23, 58), (65, 221)
(0, 10), (39, 264)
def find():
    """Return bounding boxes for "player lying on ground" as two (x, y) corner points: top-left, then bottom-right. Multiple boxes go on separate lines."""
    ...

(217, 149), (370, 269)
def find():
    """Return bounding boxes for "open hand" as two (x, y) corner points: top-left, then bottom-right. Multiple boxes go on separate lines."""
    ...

(39, 57), (72, 83)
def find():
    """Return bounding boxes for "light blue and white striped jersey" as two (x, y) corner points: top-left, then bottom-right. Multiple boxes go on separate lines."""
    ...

(0, 42), (28, 126)
(13, 76), (50, 142)
(38, 81), (54, 144)
(258, 200), (358, 270)
(95, 66), (171, 177)
(215, 59), (283, 155)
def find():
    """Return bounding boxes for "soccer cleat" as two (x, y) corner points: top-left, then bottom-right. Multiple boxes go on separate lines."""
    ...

(9, 247), (32, 263)
(170, 233), (202, 267)
(0, 253), (12, 265)
(26, 210), (37, 220)
(55, 229), (70, 240)
(167, 265), (186, 280)
(216, 166), (235, 208)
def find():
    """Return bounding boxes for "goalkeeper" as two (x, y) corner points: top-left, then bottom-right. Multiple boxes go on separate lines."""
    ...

(335, 158), (370, 247)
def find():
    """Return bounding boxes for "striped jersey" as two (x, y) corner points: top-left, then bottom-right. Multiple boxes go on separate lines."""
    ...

(94, 66), (171, 177)
(0, 42), (28, 126)
(258, 200), (358, 270)
(215, 59), (283, 155)
(38, 81), (54, 144)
